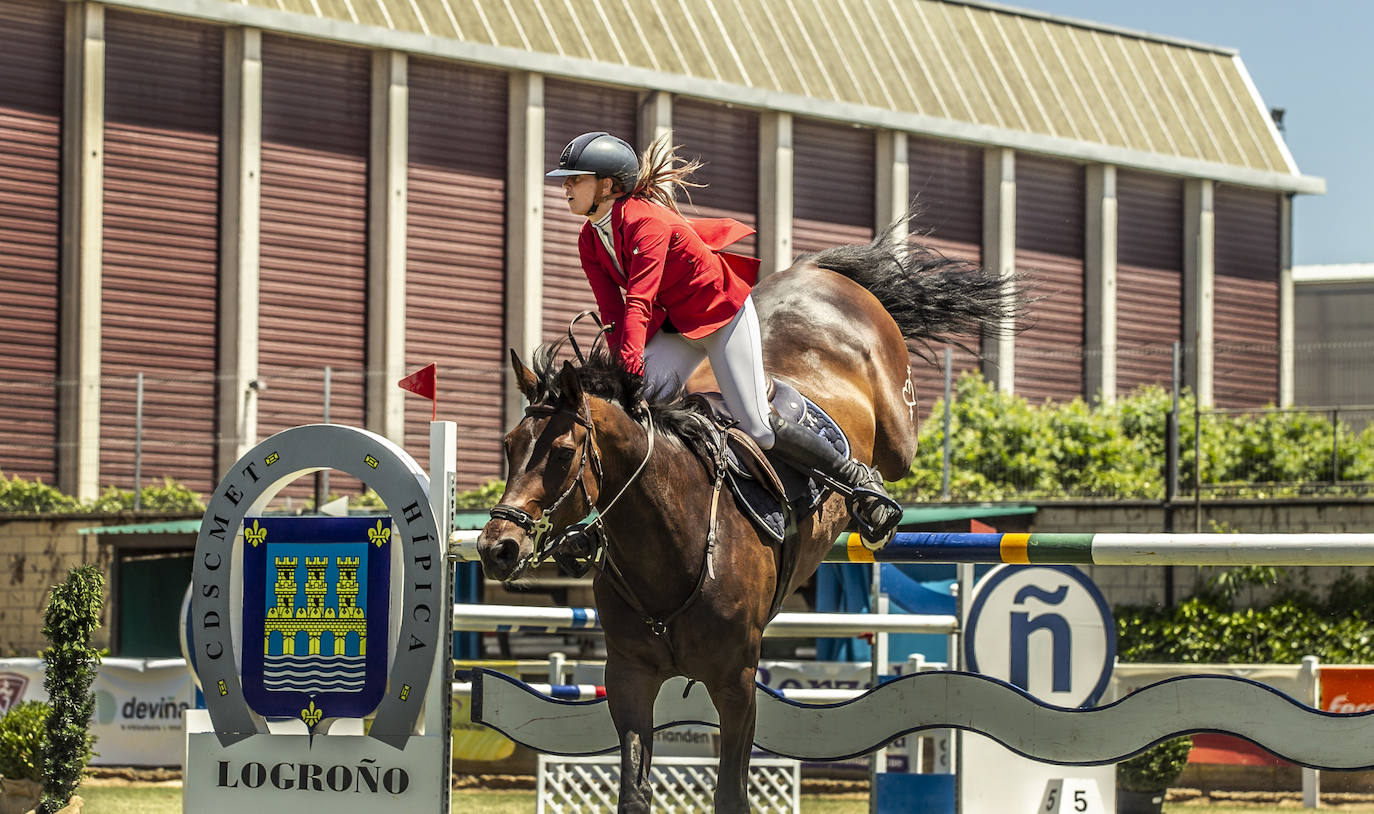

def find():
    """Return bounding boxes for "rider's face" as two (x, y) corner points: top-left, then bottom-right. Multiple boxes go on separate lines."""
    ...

(562, 174), (609, 218)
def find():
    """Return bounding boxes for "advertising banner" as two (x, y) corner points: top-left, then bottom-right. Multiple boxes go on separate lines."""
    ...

(0, 657), (195, 766)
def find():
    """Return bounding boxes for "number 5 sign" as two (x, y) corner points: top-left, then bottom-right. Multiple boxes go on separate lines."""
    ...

(1039, 778), (1106, 814)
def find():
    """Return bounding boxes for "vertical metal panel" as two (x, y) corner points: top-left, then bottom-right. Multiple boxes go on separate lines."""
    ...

(791, 118), (874, 257)
(1014, 154), (1085, 403)
(406, 59), (507, 488)
(908, 137), (983, 419)
(256, 35), (369, 497)
(671, 98), (759, 257)
(1116, 170), (1183, 397)
(541, 80), (638, 345)
(100, 11), (221, 494)
(0, 0), (62, 484)
(1214, 185), (1280, 407)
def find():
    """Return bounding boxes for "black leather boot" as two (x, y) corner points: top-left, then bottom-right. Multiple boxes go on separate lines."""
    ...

(767, 414), (902, 549)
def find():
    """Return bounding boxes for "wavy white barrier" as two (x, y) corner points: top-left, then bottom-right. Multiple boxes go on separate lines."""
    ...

(472, 668), (1374, 770)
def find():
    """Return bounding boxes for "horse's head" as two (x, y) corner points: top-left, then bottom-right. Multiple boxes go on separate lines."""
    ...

(477, 350), (602, 581)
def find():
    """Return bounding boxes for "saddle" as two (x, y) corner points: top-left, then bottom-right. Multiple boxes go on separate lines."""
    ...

(688, 380), (852, 620)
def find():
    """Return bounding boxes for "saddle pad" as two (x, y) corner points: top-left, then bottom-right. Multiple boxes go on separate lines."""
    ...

(725, 386), (851, 544)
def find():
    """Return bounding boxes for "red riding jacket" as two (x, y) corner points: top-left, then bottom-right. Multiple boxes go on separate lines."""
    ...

(578, 195), (761, 375)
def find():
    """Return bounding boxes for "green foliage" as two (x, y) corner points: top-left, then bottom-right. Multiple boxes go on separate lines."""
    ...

(0, 473), (80, 514)
(0, 472), (203, 514)
(1116, 565), (1374, 664)
(0, 700), (50, 783)
(1117, 735), (1193, 792)
(455, 480), (507, 510)
(38, 564), (104, 814)
(87, 478), (205, 513)
(895, 373), (1374, 501)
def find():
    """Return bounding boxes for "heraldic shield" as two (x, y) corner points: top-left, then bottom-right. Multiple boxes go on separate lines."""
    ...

(241, 517), (392, 731)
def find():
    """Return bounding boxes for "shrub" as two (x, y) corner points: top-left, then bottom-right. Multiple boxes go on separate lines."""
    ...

(0, 700), (50, 783)
(38, 564), (104, 814)
(1117, 735), (1193, 793)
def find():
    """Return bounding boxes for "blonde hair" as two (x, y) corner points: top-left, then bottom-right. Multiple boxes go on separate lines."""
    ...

(627, 133), (704, 214)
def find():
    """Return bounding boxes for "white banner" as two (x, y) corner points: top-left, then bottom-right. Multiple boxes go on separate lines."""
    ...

(0, 657), (195, 767)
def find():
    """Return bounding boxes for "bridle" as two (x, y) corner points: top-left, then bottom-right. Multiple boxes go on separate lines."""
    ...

(487, 388), (657, 581)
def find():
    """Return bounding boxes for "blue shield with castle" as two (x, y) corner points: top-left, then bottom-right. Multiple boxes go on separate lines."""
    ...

(240, 516), (392, 730)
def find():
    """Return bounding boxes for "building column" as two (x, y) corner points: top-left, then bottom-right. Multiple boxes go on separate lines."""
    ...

(1085, 164), (1118, 403)
(638, 90), (672, 149)
(366, 51), (408, 443)
(758, 111), (793, 278)
(217, 27), (262, 475)
(58, 2), (104, 501)
(876, 130), (909, 242)
(1183, 179), (1215, 406)
(505, 72), (544, 425)
(982, 147), (1016, 392)
(1277, 193), (1294, 407)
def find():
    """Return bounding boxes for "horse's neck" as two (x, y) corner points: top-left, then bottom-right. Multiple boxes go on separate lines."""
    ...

(591, 403), (709, 580)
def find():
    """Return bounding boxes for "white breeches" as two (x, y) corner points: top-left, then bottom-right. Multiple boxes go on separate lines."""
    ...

(642, 296), (775, 449)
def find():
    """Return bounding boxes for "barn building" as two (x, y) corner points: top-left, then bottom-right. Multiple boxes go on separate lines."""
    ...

(0, 0), (1322, 496)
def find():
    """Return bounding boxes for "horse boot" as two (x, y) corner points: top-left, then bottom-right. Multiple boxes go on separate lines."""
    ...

(767, 414), (902, 550)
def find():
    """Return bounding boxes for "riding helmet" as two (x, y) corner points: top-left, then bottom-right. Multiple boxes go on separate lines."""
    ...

(547, 132), (639, 192)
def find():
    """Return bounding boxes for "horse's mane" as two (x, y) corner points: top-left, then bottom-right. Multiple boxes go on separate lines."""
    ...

(527, 342), (720, 464)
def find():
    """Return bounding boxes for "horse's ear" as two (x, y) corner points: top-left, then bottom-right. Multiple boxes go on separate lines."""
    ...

(557, 361), (584, 406)
(510, 349), (538, 402)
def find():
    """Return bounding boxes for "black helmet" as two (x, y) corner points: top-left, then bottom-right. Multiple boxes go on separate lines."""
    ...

(547, 132), (639, 192)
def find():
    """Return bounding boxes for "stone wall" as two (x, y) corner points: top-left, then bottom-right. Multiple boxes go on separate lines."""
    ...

(0, 515), (117, 657)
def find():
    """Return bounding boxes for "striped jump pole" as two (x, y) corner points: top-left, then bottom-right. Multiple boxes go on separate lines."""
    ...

(828, 531), (1374, 566)
(452, 603), (956, 638)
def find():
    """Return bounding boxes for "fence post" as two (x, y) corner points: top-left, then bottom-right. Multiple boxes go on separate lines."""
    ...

(315, 365), (331, 508)
(134, 372), (144, 510)
(942, 348), (952, 499)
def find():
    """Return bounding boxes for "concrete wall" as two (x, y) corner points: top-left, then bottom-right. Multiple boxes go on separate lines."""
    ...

(0, 516), (116, 656)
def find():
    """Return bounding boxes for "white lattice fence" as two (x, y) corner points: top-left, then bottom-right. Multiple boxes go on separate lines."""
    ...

(536, 755), (801, 814)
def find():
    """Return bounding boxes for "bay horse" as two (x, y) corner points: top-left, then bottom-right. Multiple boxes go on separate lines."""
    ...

(476, 223), (1018, 813)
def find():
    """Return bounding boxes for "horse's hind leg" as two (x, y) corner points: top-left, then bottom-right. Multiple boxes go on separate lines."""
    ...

(708, 666), (758, 814)
(606, 657), (664, 814)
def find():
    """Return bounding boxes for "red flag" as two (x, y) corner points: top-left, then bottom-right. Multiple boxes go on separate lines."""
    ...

(398, 363), (437, 420)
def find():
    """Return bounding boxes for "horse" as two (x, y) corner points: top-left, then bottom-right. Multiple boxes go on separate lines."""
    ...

(476, 222), (1019, 813)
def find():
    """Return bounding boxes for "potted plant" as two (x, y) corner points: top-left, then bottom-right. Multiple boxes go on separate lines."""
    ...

(0, 700), (48, 814)
(1116, 735), (1192, 814)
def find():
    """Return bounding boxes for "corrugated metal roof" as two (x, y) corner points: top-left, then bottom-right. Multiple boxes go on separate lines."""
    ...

(197, 0), (1299, 180)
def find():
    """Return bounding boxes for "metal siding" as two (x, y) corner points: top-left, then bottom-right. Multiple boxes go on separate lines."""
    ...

(908, 137), (983, 420)
(1014, 154), (1085, 403)
(1116, 170), (1183, 397)
(1214, 185), (1280, 407)
(257, 35), (370, 498)
(0, 0), (62, 484)
(541, 80), (638, 345)
(100, 11), (221, 494)
(671, 98), (759, 258)
(406, 59), (507, 488)
(792, 118), (875, 258)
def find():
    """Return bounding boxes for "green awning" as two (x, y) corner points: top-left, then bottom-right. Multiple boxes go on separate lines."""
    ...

(896, 504), (1037, 525)
(77, 519), (202, 535)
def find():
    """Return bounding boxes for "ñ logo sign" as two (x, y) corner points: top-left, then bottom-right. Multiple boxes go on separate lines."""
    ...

(1009, 585), (1071, 694)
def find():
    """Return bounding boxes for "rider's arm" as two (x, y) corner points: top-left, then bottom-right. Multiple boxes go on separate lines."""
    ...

(612, 215), (671, 376)
(579, 229), (626, 349)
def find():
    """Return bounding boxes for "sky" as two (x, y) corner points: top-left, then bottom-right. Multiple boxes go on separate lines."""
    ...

(1009, 0), (1373, 266)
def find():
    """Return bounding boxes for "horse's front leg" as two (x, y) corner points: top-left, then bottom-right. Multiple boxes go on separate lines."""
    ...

(708, 664), (759, 814)
(606, 655), (665, 814)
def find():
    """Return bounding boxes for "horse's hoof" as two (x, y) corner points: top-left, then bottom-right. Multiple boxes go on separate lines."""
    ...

(859, 525), (896, 552)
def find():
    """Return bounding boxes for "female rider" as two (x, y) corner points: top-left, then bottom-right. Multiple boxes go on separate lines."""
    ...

(547, 131), (900, 548)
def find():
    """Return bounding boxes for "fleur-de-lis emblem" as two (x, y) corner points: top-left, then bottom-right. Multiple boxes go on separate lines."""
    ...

(368, 520), (391, 548)
(301, 700), (323, 727)
(244, 519), (267, 547)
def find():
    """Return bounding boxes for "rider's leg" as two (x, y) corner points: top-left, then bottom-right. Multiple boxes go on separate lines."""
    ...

(699, 298), (900, 549)
(642, 330), (703, 399)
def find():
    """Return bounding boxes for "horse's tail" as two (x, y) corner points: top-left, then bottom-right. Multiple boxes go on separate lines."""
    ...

(806, 217), (1026, 361)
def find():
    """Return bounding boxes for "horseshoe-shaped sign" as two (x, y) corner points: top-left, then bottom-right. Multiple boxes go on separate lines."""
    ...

(190, 424), (441, 749)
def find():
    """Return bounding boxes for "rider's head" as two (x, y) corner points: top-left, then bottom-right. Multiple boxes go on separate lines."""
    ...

(548, 132), (639, 216)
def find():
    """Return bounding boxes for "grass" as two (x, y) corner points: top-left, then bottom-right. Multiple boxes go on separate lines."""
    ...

(71, 783), (1374, 813)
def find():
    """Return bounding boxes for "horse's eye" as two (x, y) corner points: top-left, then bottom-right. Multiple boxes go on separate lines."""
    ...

(551, 446), (575, 465)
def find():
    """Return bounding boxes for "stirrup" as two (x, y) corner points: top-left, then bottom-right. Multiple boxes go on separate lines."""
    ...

(850, 488), (901, 551)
